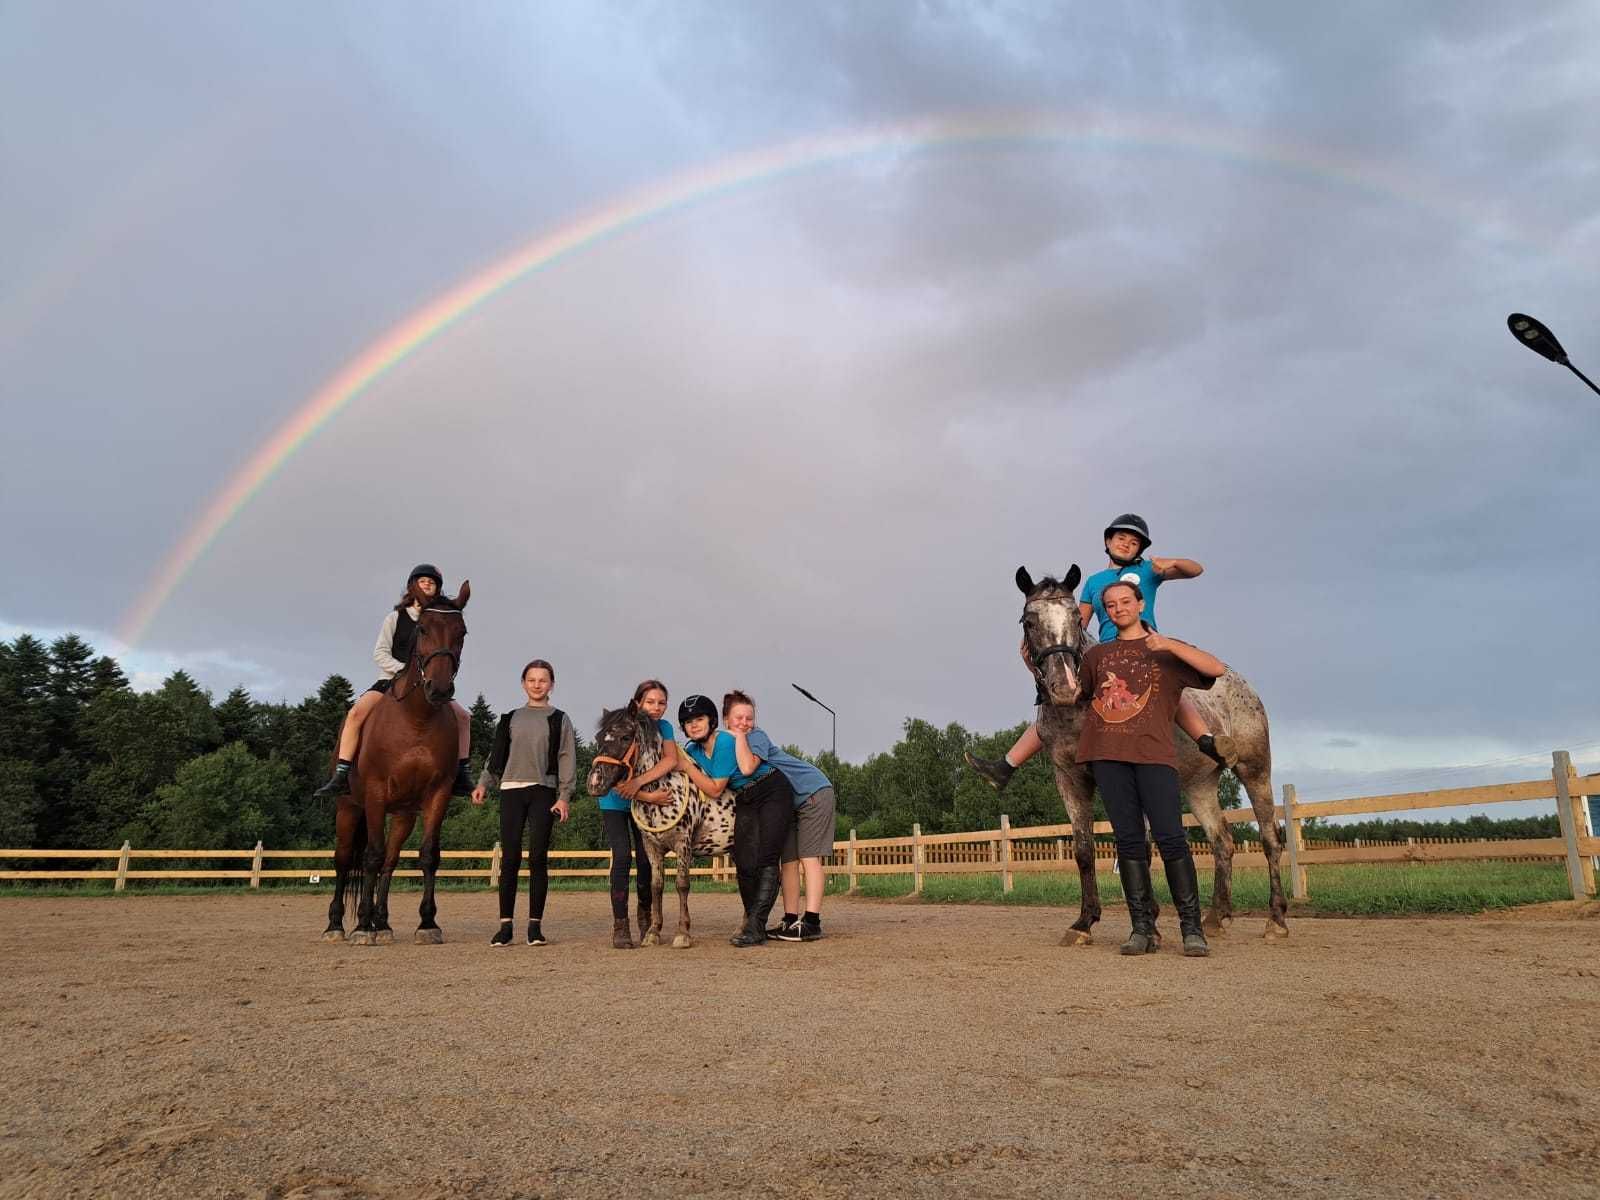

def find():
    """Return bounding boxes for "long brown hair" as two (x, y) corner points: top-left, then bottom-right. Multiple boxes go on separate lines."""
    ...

(627, 679), (669, 716)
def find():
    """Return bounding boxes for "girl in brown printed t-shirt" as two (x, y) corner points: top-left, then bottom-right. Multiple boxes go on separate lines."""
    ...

(1077, 579), (1226, 957)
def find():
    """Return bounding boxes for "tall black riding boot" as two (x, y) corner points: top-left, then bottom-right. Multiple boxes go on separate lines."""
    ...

(1116, 858), (1159, 956)
(1163, 853), (1210, 957)
(731, 865), (780, 947)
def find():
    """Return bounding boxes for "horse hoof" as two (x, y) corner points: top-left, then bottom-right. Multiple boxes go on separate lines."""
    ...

(671, 934), (693, 950)
(348, 930), (376, 946)
(641, 931), (660, 947)
(320, 928), (346, 943)
(1202, 914), (1231, 935)
(414, 927), (443, 945)
(1059, 930), (1093, 947)
(373, 929), (394, 946)
(1263, 920), (1289, 940)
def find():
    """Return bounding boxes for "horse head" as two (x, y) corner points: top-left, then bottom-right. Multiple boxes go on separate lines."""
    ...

(411, 582), (470, 707)
(1015, 564), (1085, 706)
(587, 705), (660, 797)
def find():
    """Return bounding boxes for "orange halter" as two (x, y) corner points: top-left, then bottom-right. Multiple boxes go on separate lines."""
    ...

(592, 738), (639, 783)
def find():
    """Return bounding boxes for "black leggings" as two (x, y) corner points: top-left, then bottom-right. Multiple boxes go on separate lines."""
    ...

(499, 785), (558, 921)
(1090, 761), (1194, 866)
(602, 810), (651, 920)
(732, 771), (796, 874)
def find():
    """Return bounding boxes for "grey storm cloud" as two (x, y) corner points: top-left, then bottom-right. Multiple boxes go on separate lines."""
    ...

(4, 2), (1599, 801)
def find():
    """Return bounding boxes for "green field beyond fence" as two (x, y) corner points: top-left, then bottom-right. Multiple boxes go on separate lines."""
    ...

(4, 756), (1596, 917)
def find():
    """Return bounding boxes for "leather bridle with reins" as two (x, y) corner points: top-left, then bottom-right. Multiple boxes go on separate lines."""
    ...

(389, 607), (465, 703)
(1022, 594), (1085, 704)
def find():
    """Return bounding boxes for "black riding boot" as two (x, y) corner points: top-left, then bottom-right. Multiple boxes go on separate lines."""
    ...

(963, 751), (1015, 793)
(1116, 858), (1159, 956)
(1163, 853), (1210, 957)
(451, 760), (473, 796)
(1195, 733), (1237, 769)
(731, 865), (781, 947)
(314, 761), (352, 797)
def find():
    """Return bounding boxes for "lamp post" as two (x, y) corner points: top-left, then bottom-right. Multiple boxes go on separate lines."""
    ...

(1506, 313), (1600, 399)
(791, 683), (836, 760)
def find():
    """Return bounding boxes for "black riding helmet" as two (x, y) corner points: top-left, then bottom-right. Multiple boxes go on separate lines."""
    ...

(678, 694), (718, 735)
(1102, 514), (1151, 565)
(408, 563), (444, 590)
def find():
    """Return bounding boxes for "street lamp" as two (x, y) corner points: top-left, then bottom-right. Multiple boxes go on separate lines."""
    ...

(791, 683), (836, 760)
(1506, 313), (1600, 399)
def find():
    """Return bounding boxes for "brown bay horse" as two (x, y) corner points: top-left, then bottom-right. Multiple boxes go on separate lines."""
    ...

(323, 583), (470, 946)
(1015, 565), (1289, 943)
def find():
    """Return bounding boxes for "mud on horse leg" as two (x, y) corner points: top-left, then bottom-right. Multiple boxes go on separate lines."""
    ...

(1057, 775), (1102, 946)
(640, 838), (665, 947)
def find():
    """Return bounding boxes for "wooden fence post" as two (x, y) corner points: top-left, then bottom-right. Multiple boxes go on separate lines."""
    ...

(115, 841), (131, 892)
(912, 823), (923, 895)
(1055, 836), (1065, 863)
(489, 840), (502, 891)
(250, 842), (264, 889)
(999, 814), (1014, 893)
(847, 830), (858, 894)
(1553, 751), (1594, 899)
(1282, 785), (1307, 900)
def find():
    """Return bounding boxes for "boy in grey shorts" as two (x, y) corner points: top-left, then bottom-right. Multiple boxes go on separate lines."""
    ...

(735, 719), (836, 942)
(778, 784), (837, 941)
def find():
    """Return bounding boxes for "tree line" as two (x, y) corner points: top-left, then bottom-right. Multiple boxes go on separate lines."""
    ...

(0, 631), (1549, 854)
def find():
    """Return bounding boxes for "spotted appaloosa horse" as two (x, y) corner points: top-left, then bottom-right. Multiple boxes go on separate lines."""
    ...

(587, 707), (735, 949)
(323, 584), (470, 947)
(1016, 565), (1289, 943)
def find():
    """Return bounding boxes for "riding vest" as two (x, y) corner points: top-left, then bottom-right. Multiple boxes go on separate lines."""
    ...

(486, 708), (567, 781)
(389, 606), (418, 665)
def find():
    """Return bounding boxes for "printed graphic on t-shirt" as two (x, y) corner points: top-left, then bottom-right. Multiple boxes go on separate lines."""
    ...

(1092, 669), (1152, 723)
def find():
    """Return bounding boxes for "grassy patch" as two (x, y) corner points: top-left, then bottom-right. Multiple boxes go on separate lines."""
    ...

(845, 862), (1574, 916)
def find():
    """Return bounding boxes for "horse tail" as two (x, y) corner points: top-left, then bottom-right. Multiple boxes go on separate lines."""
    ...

(344, 814), (368, 929)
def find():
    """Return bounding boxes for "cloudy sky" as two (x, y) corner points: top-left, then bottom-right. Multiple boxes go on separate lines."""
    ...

(4, 2), (1598, 804)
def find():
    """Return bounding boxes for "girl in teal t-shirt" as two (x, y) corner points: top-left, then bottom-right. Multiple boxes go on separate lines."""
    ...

(600, 679), (679, 949)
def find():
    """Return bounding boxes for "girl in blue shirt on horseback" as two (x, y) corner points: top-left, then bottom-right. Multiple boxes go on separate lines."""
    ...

(964, 515), (1233, 791)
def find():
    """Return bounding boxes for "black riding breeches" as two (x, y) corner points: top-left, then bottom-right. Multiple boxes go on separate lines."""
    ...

(602, 809), (651, 920)
(1089, 760), (1194, 866)
(732, 771), (796, 875)
(498, 785), (557, 920)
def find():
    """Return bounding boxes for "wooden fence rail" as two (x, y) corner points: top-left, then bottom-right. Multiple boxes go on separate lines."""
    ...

(2, 754), (1596, 900)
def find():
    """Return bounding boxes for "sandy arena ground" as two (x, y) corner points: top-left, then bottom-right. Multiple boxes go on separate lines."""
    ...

(1, 891), (1596, 1199)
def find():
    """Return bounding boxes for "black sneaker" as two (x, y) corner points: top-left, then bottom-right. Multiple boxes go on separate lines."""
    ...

(798, 921), (823, 942)
(526, 923), (547, 946)
(770, 916), (802, 941)
(489, 923), (514, 947)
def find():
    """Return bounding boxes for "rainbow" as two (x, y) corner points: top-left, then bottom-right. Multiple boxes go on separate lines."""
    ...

(117, 110), (1490, 645)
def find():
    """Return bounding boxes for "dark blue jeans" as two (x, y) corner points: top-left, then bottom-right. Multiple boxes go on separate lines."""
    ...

(1090, 760), (1194, 866)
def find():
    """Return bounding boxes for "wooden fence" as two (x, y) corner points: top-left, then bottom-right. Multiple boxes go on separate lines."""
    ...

(3, 751), (1596, 901)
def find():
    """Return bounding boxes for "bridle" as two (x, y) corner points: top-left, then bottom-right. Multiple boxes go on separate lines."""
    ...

(1021, 594), (1084, 700)
(390, 608), (464, 703)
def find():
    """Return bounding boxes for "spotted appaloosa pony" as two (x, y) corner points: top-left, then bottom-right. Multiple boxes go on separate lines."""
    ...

(323, 583), (470, 947)
(1016, 565), (1289, 943)
(587, 707), (735, 949)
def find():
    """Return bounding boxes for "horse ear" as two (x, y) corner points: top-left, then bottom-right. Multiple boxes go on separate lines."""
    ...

(454, 580), (470, 608)
(1015, 566), (1035, 595)
(1064, 564), (1081, 592)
